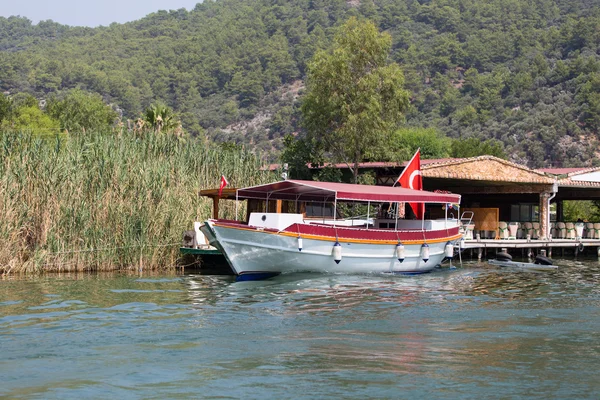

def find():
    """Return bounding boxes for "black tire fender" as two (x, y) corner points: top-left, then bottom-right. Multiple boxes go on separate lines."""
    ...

(534, 255), (553, 265)
(496, 251), (512, 261)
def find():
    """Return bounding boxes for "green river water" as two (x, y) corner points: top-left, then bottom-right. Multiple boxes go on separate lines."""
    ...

(1, 259), (600, 399)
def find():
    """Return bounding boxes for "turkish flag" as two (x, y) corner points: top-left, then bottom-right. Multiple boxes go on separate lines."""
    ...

(397, 149), (424, 219)
(218, 175), (229, 197)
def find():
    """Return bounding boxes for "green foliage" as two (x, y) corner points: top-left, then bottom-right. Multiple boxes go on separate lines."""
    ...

(450, 137), (507, 159)
(280, 134), (321, 180)
(46, 89), (117, 132)
(0, 93), (11, 124)
(314, 165), (343, 183)
(3, 105), (61, 137)
(301, 17), (410, 183)
(1, 1), (600, 167)
(390, 127), (452, 160)
(11, 93), (38, 109)
(143, 103), (181, 134)
(575, 72), (600, 130)
(563, 201), (599, 223)
(455, 105), (478, 127)
(357, 171), (376, 186)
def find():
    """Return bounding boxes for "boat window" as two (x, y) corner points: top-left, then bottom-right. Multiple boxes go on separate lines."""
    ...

(304, 202), (335, 218)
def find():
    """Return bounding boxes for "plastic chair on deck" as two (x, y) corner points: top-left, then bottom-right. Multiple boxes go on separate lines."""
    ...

(585, 222), (595, 239)
(498, 221), (509, 239)
(517, 222), (527, 239)
(523, 222), (534, 239)
(549, 222), (556, 239)
(565, 222), (576, 239)
(507, 222), (518, 240)
(531, 222), (540, 239)
(575, 222), (585, 239)
(555, 222), (566, 239)
(463, 224), (474, 240)
(594, 223), (600, 239)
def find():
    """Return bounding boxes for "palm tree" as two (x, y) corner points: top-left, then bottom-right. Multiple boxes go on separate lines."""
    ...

(143, 103), (180, 133)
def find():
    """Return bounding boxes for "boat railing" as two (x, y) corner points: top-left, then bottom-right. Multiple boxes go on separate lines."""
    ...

(460, 211), (474, 228)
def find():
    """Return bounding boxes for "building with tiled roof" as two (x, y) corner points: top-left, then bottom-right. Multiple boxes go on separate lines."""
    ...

(267, 156), (600, 240)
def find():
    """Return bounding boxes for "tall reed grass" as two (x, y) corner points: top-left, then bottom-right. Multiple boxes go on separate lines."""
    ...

(0, 131), (272, 274)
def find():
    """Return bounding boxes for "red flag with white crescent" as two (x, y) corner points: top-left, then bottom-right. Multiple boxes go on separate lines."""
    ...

(396, 149), (424, 219)
(218, 175), (229, 197)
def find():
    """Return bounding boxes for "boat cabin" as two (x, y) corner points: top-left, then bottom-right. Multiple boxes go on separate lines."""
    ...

(199, 180), (462, 233)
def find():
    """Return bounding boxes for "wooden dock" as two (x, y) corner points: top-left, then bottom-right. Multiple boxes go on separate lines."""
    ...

(462, 237), (600, 259)
(463, 238), (600, 249)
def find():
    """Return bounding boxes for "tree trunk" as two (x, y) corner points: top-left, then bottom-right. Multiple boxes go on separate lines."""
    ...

(353, 156), (360, 184)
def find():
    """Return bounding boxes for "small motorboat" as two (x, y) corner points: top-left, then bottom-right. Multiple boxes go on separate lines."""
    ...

(488, 252), (558, 272)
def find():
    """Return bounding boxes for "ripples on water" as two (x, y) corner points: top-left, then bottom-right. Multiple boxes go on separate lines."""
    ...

(2, 259), (600, 399)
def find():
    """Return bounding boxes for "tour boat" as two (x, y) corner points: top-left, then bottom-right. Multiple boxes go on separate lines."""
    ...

(200, 180), (462, 280)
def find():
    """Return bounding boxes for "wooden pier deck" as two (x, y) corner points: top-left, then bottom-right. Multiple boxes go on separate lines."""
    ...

(462, 237), (600, 259)
(463, 238), (600, 249)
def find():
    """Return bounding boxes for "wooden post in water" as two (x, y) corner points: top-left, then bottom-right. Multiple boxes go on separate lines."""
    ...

(213, 197), (220, 219)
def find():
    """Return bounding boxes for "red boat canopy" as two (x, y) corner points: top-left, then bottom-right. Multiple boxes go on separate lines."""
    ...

(236, 180), (460, 204)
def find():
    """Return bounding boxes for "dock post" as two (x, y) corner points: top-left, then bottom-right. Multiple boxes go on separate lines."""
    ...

(597, 247), (600, 258)
(477, 247), (483, 261)
(548, 247), (552, 258)
(540, 249), (547, 257)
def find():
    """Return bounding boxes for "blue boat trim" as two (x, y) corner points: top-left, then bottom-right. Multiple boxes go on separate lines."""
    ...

(235, 272), (281, 281)
(394, 270), (432, 276)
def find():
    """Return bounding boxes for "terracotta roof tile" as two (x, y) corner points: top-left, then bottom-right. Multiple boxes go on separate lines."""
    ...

(421, 156), (555, 184)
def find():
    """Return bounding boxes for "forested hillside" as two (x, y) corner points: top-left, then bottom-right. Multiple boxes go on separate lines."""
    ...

(1, 0), (599, 167)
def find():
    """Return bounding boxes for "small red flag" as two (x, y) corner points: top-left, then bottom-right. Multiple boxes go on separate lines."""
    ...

(396, 149), (424, 219)
(218, 175), (229, 197)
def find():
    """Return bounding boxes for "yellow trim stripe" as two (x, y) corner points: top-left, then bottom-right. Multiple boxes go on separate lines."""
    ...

(213, 223), (462, 245)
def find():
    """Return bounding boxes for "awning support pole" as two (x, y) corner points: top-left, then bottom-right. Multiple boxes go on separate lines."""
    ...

(333, 197), (337, 227)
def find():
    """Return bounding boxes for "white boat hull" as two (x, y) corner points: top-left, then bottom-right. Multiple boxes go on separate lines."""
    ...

(203, 220), (458, 278)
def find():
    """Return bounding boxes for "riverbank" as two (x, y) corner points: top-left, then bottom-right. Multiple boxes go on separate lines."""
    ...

(0, 131), (271, 274)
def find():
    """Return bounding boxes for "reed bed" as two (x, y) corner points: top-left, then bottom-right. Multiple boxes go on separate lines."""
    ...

(0, 131), (272, 274)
